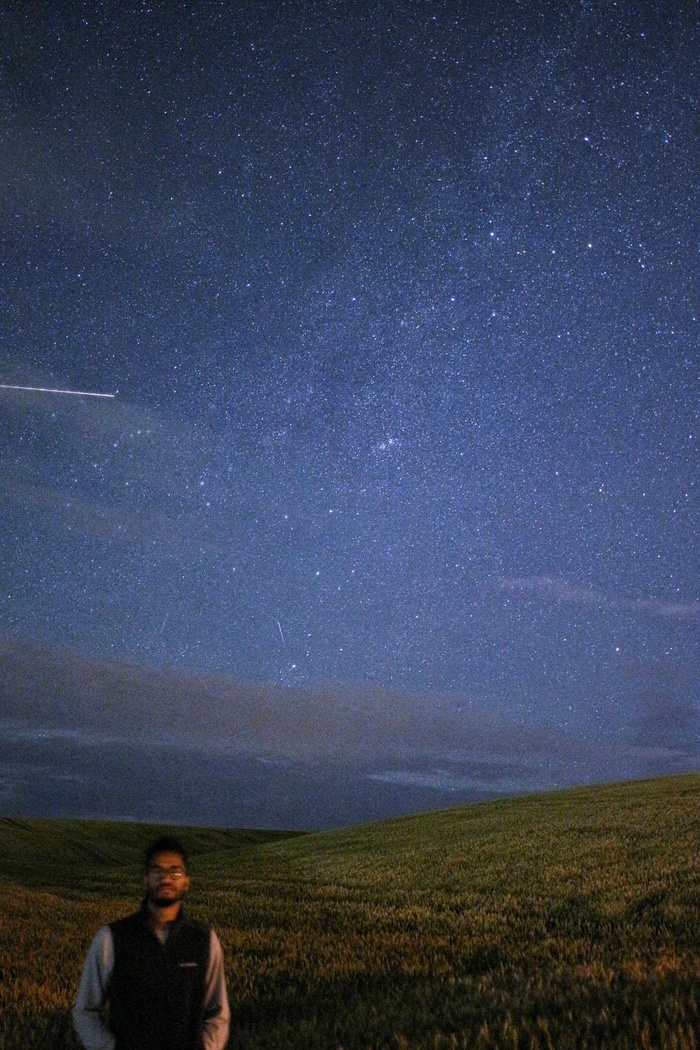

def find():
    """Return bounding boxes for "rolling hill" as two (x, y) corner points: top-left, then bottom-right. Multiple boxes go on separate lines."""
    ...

(2, 774), (700, 1048)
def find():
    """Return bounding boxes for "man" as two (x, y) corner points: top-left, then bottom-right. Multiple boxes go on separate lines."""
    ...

(73, 835), (230, 1050)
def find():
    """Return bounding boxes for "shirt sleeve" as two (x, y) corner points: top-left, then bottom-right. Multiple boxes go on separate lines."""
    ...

(72, 926), (117, 1050)
(202, 929), (230, 1050)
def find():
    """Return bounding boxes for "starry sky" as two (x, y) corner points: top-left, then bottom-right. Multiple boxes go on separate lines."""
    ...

(2, 0), (699, 755)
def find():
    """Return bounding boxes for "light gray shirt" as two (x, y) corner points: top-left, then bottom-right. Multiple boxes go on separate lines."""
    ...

(72, 924), (230, 1050)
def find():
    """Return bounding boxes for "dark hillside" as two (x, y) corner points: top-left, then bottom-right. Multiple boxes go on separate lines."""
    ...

(0, 817), (302, 887)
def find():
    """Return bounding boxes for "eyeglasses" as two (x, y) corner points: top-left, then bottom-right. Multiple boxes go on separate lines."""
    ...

(148, 867), (187, 880)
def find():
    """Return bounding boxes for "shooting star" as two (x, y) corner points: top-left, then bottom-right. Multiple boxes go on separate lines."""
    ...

(276, 620), (286, 646)
(0, 384), (115, 398)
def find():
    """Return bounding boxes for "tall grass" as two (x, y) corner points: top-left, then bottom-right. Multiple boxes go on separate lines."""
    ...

(2, 775), (700, 1048)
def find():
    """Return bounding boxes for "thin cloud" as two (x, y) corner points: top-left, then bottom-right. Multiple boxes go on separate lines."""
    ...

(2, 360), (252, 553)
(499, 576), (604, 605)
(0, 476), (245, 557)
(633, 598), (700, 619)
(498, 576), (700, 620)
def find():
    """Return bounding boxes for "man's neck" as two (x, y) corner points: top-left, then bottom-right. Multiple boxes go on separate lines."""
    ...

(148, 899), (182, 932)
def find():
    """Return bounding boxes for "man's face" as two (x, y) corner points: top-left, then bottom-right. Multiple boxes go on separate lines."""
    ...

(145, 851), (191, 908)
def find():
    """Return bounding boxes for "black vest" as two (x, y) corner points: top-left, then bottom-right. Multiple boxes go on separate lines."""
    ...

(108, 904), (211, 1050)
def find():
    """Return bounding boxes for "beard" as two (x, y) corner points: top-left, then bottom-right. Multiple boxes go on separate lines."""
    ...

(147, 885), (187, 908)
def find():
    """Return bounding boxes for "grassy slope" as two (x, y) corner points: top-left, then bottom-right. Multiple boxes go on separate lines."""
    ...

(3, 775), (700, 1049)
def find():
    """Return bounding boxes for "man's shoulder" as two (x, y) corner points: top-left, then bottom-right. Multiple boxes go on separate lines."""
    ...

(108, 907), (213, 942)
(176, 911), (214, 947)
(173, 912), (215, 961)
(180, 913), (211, 934)
(87, 924), (115, 958)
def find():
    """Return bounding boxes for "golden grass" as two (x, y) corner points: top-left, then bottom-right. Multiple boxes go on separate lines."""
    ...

(3, 775), (700, 1048)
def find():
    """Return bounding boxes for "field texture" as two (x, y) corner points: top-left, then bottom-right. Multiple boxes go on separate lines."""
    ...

(2, 775), (700, 1049)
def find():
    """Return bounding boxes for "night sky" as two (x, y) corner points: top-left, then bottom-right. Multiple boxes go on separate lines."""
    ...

(2, 0), (699, 784)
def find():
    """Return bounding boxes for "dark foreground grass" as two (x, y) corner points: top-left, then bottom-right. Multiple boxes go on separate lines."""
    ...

(2, 775), (700, 1049)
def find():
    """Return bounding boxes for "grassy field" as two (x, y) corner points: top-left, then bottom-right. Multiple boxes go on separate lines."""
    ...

(2, 774), (700, 1049)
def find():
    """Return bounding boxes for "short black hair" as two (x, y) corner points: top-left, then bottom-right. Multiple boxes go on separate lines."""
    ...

(144, 835), (189, 872)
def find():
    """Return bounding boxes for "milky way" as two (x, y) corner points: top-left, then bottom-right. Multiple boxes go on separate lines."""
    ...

(2, 0), (698, 751)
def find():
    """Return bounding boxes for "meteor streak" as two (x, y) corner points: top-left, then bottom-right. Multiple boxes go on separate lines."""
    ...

(0, 383), (115, 398)
(276, 620), (286, 646)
